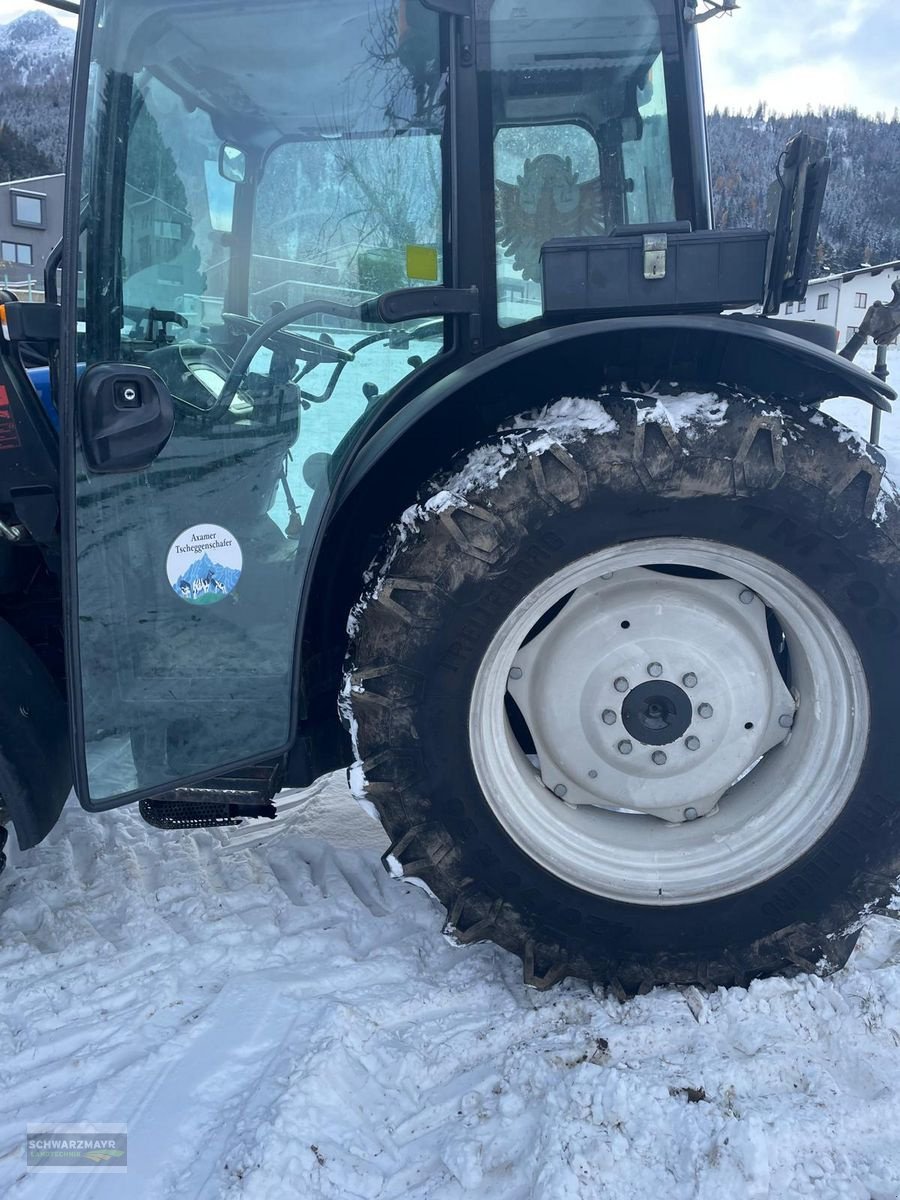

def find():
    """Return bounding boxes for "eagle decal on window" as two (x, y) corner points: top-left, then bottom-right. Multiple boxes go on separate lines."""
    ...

(496, 154), (607, 284)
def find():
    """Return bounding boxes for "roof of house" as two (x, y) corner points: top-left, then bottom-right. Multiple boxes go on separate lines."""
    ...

(809, 260), (900, 287)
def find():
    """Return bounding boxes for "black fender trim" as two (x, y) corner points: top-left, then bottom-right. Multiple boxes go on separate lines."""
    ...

(337, 313), (893, 503)
(0, 618), (71, 849)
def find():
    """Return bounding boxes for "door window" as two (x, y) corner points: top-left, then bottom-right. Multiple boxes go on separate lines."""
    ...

(73, 0), (446, 802)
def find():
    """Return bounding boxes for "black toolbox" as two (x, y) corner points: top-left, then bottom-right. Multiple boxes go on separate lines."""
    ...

(541, 225), (771, 317)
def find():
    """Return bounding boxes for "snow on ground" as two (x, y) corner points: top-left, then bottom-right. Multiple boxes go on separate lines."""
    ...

(3, 350), (900, 1198)
(4, 775), (900, 1199)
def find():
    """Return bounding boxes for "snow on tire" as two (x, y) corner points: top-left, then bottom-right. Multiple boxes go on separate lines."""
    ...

(346, 391), (900, 993)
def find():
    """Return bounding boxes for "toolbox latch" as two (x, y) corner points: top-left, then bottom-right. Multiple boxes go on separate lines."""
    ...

(643, 234), (668, 280)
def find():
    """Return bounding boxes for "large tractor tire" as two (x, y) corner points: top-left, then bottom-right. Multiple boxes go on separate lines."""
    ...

(347, 391), (900, 992)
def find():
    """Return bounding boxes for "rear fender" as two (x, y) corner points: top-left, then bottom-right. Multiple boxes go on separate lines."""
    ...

(338, 313), (892, 502)
(0, 618), (71, 849)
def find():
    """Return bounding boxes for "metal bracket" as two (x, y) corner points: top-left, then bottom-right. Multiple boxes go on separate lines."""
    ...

(643, 235), (668, 281)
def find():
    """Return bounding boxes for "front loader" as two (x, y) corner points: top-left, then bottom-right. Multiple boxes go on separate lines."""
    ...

(0, 0), (896, 992)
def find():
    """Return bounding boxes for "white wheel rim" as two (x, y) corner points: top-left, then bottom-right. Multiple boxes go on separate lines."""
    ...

(468, 538), (870, 906)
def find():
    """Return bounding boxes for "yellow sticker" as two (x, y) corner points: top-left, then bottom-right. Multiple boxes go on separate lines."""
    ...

(406, 245), (439, 282)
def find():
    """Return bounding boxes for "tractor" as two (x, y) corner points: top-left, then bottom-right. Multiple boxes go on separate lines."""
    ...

(0, 0), (896, 993)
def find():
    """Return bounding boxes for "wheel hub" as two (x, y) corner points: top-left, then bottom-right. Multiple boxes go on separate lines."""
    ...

(506, 567), (797, 824)
(621, 680), (692, 746)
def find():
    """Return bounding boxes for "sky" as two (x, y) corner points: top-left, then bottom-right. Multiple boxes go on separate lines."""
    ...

(0, 0), (897, 117)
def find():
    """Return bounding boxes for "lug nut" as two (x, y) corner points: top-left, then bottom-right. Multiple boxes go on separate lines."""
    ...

(652, 750), (667, 766)
(617, 740), (633, 756)
(779, 713), (795, 729)
(739, 589), (756, 605)
(602, 709), (617, 726)
(508, 666), (523, 681)
(682, 673), (698, 689)
(588, 770), (599, 779)
(684, 807), (699, 822)
(698, 703), (714, 719)
(614, 677), (629, 693)
(685, 735), (701, 751)
(600, 572), (614, 580)
(553, 784), (568, 798)
(647, 662), (663, 678)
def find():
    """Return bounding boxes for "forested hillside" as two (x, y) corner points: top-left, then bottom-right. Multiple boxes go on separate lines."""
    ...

(708, 107), (900, 275)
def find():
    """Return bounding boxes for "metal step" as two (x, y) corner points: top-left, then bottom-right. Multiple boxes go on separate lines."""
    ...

(139, 764), (280, 830)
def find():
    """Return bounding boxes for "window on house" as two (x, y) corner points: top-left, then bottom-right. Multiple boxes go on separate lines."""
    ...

(817, 294), (829, 310)
(153, 219), (183, 241)
(847, 326), (859, 338)
(785, 303), (794, 314)
(11, 192), (44, 227)
(855, 292), (868, 309)
(1, 240), (33, 265)
(798, 300), (806, 312)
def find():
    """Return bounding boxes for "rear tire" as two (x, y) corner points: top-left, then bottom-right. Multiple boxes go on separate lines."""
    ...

(348, 392), (900, 992)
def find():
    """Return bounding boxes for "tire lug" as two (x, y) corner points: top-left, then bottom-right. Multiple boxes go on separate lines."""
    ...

(601, 709), (617, 726)
(682, 673), (698, 689)
(652, 750), (667, 766)
(698, 703), (714, 719)
(614, 677), (629, 693)
(683, 807), (699, 822)
(647, 662), (663, 678)
(685, 736), (701, 751)
(508, 667), (523, 681)
(617, 740), (633, 756)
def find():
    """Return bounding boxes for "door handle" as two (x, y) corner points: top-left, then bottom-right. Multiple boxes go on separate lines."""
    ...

(78, 363), (175, 473)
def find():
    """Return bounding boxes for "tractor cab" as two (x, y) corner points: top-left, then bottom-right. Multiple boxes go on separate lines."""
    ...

(50, 0), (716, 806)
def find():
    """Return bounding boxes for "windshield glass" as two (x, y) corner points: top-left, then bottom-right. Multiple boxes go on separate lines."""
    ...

(74, 0), (447, 801)
(484, 0), (681, 326)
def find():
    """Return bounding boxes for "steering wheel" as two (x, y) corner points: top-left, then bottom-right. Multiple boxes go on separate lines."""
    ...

(212, 312), (353, 418)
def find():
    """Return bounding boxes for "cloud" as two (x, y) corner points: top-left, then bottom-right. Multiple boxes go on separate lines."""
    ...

(700, 0), (899, 116)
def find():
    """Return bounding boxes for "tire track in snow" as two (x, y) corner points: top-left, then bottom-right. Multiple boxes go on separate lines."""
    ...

(2, 777), (900, 1198)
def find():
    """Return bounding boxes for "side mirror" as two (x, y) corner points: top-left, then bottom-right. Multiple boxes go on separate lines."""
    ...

(218, 143), (247, 184)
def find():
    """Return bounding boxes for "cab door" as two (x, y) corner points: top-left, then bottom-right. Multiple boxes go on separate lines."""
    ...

(61, 0), (448, 809)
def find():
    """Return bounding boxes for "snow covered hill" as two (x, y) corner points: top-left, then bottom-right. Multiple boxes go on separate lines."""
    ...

(0, 11), (73, 87)
(3, 772), (900, 1199)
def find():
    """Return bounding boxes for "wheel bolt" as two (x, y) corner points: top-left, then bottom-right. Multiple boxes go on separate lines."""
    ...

(602, 709), (617, 726)
(600, 572), (614, 580)
(553, 784), (568, 798)
(685, 735), (701, 751)
(614, 677), (629, 693)
(509, 667), (523, 681)
(779, 713), (795, 729)
(698, 703), (714, 719)
(684, 807), (699, 822)
(618, 740), (633, 756)
(647, 662), (663, 678)
(652, 750), (667, 766)
(588, 769), (599, 779)
(682, 673), (698, 689)
(739, 589), (756, 605)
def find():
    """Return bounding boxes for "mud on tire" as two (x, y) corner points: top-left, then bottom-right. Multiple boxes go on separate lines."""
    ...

(347, 392), (900, 993)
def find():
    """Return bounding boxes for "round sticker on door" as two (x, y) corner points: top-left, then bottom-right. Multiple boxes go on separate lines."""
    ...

(166, 524), (243, 605)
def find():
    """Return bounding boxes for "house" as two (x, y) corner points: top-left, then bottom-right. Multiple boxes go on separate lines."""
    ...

(0, 172), (64, 288)
(774, 259), (900, 352)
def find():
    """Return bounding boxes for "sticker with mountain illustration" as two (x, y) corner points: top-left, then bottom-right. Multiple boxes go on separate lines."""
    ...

(166, 524), (242, 606)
